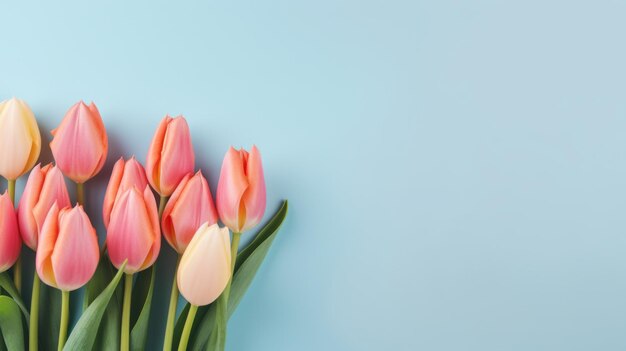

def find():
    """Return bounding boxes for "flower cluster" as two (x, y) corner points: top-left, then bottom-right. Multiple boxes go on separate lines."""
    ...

(0, 98), (277, 351)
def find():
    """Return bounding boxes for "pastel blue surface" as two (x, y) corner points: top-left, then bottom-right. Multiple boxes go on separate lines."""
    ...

(2, 1), (626, 350)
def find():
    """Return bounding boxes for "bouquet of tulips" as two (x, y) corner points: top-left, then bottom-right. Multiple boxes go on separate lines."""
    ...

(0, 98), (288, 351)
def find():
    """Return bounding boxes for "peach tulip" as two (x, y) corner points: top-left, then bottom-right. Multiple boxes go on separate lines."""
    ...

(216, 146), (266, 233)
(0, 192), (20, 272)
(162, 171), (218, 253)
(50, 101), (108, 183)
(177, 223), (231, 306)
(17, 164), (71, 250)
(0, 98), (41, 180)
(102, 157), (148, 228)
(146, 115), (194, 196)
(36, 203), (99, 291)
(106, 186), (160, 274)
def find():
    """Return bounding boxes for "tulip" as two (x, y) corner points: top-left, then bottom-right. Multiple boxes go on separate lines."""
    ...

(162, 171), (218, 253)
(0, 97), (41, 181)
(50, 101), (108, 184)
(18, 164), (71, 250)
(106, 186), (160, 274)
(0, 192), (20, 273)
(176, 223), (231, 351)
(216, 146), (266, 233)
(106, 185), (160, 351)
(36, 203), (99, 291)
(102, 157), (148, 228)
(177, 223), (231, 305)
(146, 115), (195, 197)
(36, 203), (99, 350)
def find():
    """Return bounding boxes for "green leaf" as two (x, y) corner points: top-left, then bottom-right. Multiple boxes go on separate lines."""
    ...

(130, 266), (155, 351)
(0, 273), (29, 321)
(88, 256), (122, 351)
(184, 200), (289, 351)
(63, 262), (127, 351)
(0, 296), (25, 351)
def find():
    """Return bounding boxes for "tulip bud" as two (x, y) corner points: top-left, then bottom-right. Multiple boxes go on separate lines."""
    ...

(162, 171), (218, 253)
(0, 98), (41, 180)
(106, 186), (160, 274)
(102, 157), (148, 228)
(0, 192), (20, 273)
(17, 164), (71, 250)
(50, 101), (108, 183)
(36, 203), (99, 291)
(177, 223), (231, 306)
(146, 115), (194, 196)
(216, 146), (266, 233)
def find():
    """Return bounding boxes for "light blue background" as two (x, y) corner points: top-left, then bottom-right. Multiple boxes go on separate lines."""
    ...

(2, 1), (626, 350)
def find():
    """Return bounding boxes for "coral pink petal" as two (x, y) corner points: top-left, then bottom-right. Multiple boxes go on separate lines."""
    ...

(17, 163), (46, 250)
(102, 158), (125, 228)
(146, 116), (171, 193)
(161, 174), (191, 251)
(107, 188), (154, 273)
(0, 193), (21, 272)
(241, 146), (267, 232)
(36, 204), (60, 287)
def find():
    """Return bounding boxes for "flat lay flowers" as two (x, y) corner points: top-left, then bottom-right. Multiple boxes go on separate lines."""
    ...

(0, 97), (288, 351)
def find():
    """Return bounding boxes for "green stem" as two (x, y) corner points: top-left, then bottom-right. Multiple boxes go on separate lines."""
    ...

(8, 179), (21, 292)
(208, 232), (241, 351)
(58, 290), (69, 351)
(163, 255), (181, 351)
(158, 195), (168, 218)
(121, 273), (133, 351)
(177, 304), (197, 351)
(76, 182), (84, 206)
(30, 274), (40, 351)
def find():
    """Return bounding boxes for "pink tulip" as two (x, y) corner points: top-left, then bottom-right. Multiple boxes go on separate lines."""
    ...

(102, 157), (148, 228)
(146, 115), (194, 197)
(162, 171), (218, 253)
(106, 186), (160, 274)
(17, 164), (71, 250)
(216, 146), (266, 233)
(50, 101), (108, 184)
(36, 203), (99, 291)
(0, 192), (20, 273)
(177, 223), (231, 306)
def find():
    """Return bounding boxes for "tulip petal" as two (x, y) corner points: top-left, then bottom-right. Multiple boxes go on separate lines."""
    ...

(240, 145), (266, 232)
(0, 193), (20, 272)
(216, 147), (249, 233)
(17, 164), (47, 250)
(146, 116), (171, 193)
(161, 173), (191, 251)
(106, 188), (154, 273)
(36, 204), (60, 288)
(102, 158), (125, 228)
(139, 186), (160, 270)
